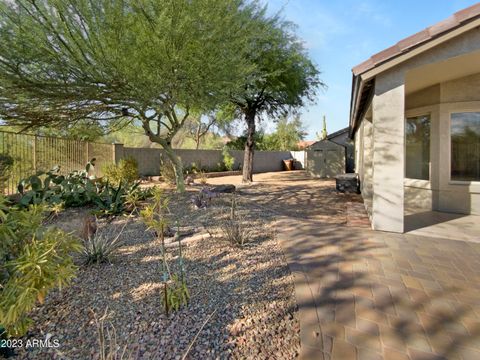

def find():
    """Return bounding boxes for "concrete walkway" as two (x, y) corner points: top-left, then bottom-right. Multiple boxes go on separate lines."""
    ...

(277, 219), (480, 360)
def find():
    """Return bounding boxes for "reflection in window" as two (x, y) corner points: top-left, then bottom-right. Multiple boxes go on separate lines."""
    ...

(451, 112), (480, 181)
(406, 115), (430, 180)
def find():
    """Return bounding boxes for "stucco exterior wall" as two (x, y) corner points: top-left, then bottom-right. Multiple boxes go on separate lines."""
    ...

(355, 117), (374, 215)
(390, 28), (480, 81)
(355, 27), (480, 231)
(404, 72), (480, 215)
(121, 147), (296, 176)
(371, 71), (406, 233)
(405, 85), (440, 110)
(441, 72), (480, 103)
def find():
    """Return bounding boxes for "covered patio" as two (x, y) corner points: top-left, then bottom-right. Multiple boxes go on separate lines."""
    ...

(350, 6), (480, 233)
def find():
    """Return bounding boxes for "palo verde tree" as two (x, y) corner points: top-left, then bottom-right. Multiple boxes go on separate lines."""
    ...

(0, 0), (256, 192)
(230, 11), (323, 182)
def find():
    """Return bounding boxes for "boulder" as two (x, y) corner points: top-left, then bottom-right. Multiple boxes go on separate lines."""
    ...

(209, 184), (236, 193)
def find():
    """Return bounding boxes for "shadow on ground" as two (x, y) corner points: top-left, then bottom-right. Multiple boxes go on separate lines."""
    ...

(278, 219), (480, 360)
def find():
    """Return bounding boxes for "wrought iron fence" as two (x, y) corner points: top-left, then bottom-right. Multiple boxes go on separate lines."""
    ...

(0, 130), (114, 195)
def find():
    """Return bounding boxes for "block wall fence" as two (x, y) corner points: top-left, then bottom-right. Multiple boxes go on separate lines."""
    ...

(113, 144), (305, 176)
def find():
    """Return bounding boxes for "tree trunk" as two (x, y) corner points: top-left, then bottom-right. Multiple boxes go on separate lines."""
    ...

(242, 110), (256, 183)
(140, 113), (186, 193)
(163, 145), (185, 193)
(195, 125), (201, 150)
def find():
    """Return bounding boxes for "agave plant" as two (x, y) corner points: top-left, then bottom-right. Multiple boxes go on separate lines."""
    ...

(82, 219), (129, 265)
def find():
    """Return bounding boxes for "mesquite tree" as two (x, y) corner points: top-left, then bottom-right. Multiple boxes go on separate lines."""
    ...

(0, 0), (256, 192)
(230, 14), (323, 182)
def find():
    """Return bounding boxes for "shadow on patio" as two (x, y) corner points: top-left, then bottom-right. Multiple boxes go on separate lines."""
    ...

(277, 218), (480, 360)
(404, 210), (480, 243)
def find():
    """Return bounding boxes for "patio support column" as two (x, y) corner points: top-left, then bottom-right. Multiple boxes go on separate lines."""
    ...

(372, 72), (405, 233)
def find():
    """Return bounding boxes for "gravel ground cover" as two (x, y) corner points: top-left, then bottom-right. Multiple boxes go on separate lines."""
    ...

(14, 185), (300, 359)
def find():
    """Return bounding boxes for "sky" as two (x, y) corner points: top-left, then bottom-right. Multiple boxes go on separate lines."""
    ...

(264, 0), (477, 139)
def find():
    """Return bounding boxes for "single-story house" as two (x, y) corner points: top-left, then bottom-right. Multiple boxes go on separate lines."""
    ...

(349, 3), (480, 233)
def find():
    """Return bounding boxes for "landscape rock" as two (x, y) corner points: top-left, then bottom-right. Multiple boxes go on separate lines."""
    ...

(15, 190), (299, 360)
(209, 184), (236, 193)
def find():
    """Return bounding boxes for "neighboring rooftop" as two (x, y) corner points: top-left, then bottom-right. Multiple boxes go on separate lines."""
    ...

(297, 140), (316, 149)
(352, 2), (480, 76)
(326, 127), (349, 140)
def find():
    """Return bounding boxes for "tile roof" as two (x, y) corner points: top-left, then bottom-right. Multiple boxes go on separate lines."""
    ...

(352, 2), (480, 76)
(297, 140), (316, 149)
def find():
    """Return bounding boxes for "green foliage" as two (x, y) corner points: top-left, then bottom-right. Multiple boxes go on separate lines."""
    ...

(94, 182), (142, 217)
(18, 159), (98, 208)
(93, 184), (127, 217)
(37, 120), (110, 142)
(0, 0), (261, 192)
(264, 116), (307, 151)
(0, 154), (14, 193)
(82, 220), (128, 265)
(140, 189), (188, 314)
(226, 131), (269, 151)
(17, 159), (147, 216)
(225, 116), (307, 151)
(140, 188), (170, 234)
(227, 9), (323, 180)
(0, 198), (81, 336)
(165, 274), (190, 313)
(185, 162), (202, 174)
(124, 187), (153, 214)
(222, 147), (235, 171)
(103, 158), (139, 187)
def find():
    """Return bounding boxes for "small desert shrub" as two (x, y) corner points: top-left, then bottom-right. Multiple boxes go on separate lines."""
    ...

(186, 162), (201, 174)
(0, 198), (81, 336)
(220, 216), (253, 247)
(197, 170), (208, 185)
(220, 193), (253, 247)
(165, 274), (190, 312)
(103, 157), (139, 187)
(124, 186), (153, 212)
(82, 218), (128, 265)
(222, 147), (235, 171)
(140, 188), (189, 314)
(191, 187), (216, 209)
(92, 308), (132, 360)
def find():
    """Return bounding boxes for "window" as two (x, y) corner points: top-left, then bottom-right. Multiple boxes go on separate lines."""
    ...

(405, 115), (430, 180)
(451, 112), (480, 181)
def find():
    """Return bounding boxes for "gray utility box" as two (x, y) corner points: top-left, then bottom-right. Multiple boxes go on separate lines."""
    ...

(335, 173), (360, 193)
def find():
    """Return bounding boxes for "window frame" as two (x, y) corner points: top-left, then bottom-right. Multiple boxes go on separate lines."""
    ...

(448, 108), (480, 185)
(404, 110), (432, 188)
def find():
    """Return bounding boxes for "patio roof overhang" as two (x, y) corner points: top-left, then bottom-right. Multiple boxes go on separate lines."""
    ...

(349, 3), (480, 139)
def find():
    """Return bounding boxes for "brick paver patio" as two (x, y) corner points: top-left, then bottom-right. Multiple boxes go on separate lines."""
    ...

(209, 171), (480, 359)
(277, 218), (480, 360)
